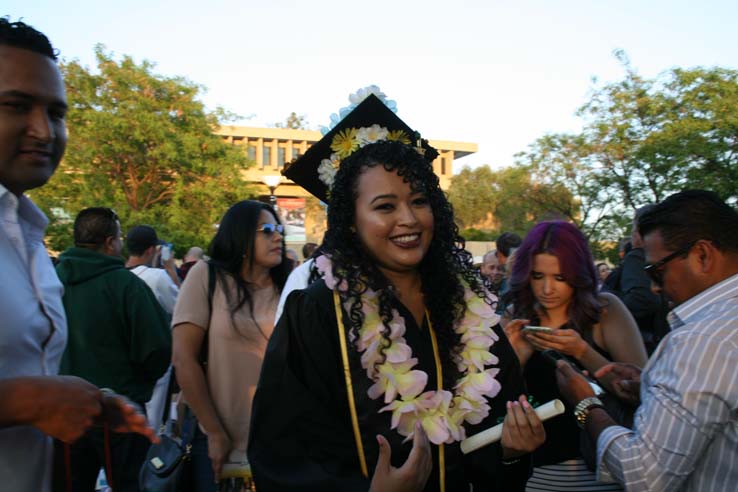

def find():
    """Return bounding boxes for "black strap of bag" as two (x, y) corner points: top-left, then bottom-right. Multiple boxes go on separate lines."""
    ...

(161, 261), (215, 421)
(199, 261), (216, 369)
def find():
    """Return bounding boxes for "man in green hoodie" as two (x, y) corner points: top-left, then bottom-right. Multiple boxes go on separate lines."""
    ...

(56, 206), (172, 492)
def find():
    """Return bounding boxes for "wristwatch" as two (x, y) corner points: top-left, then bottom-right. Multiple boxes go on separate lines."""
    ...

(574, 396), (604, 428)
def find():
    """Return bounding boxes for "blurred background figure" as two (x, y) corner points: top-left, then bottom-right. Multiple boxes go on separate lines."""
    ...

(125, 225), (180, 313)
(601, 206), (670, 354)
(178, 246), (205, 281)
(480, 249), (505, 294)
(301, 242), (318, 260)
(596, 262), (611, 289)
(285, 248), (300, 271)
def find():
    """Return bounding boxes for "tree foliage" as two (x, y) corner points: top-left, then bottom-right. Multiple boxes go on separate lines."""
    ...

(32, 46), (256, 253)
(274, 112), (309, 130)
(448, 165), (576, 239)
(515, 52), (738, 256)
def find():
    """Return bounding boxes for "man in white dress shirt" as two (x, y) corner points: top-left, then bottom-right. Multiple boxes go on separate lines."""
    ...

(0, 18), (155, 492)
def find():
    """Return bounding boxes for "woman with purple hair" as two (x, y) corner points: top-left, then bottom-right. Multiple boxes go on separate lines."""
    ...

(502, 221), (647, 491)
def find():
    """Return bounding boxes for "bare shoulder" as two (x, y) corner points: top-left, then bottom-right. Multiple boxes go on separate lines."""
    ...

(597, 292), (627, 315)
(597, 291), (622, 306)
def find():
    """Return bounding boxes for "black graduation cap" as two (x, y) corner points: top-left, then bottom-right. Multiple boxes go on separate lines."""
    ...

(282, 93), (438, 203)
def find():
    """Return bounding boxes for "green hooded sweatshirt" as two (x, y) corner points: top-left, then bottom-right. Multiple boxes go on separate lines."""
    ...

(56, 247), (171, 404)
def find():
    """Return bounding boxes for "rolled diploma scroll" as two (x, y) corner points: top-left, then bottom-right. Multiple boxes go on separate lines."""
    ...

(460, 399), (565, 454)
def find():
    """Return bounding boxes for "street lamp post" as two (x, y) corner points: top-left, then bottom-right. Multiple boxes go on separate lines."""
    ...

(262, 175), (282, 210)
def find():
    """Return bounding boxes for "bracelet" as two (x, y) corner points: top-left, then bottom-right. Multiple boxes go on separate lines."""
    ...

(574, 396), (604, 429)
(501, 456), (523, 465)
(99, 387), (116, 397)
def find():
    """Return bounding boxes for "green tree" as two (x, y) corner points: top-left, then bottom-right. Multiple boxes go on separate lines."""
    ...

(447, 166), (497, 228)
(32, 46), (255, 253)
(516, 133), (625, 244)
(516, 53), (738, 256)
(448, 165), (577, 240)
(274, 112), (309, 130)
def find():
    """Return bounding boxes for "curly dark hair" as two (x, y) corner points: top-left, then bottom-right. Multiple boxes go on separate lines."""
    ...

(323, 140), (492, 388)
(0, 17), (57, 60)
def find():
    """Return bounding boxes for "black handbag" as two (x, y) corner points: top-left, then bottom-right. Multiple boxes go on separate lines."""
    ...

(139, 373), (197, 492)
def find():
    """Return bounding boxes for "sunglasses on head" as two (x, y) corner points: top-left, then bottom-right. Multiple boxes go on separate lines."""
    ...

(257, 223), (284, 235)
(643, 241), (695, 286)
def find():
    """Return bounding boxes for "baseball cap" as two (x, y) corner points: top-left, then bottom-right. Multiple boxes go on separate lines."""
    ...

(126, 225), (164, 254)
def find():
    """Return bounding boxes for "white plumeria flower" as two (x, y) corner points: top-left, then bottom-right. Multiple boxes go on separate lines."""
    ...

(318, 158), (338, 187)
(356, 124), (389, 146)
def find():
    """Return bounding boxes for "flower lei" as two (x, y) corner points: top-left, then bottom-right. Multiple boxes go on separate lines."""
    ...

(315, 255), (502, 445)
(317, 125), (411, 189)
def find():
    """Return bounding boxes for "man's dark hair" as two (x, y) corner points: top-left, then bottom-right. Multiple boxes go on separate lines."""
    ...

(74, 208), (119, 249)
(0, 17), (57, 60)
(302, 242), (318, 260)
(496, 232), (522, 258)
(639, 190), (738, 253)
(633, 204), (656, 226)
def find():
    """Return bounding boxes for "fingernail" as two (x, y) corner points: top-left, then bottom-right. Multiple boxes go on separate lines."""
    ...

(506, 401), (512, 409)
(512, 401), (519, 407)
(522, 399), (531, 410)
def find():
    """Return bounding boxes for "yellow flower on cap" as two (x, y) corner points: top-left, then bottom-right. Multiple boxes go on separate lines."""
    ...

(387, 130), (411, 145)
(331, 128), (359, 158)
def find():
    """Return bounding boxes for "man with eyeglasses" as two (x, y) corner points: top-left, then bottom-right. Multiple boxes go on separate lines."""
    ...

(0, 19), (157, 492)
(55, 207), (172, 490)
(556, 189), (738, 491)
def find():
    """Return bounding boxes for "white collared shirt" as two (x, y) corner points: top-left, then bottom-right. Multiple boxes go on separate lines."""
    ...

(596, 273), (738, 491)
(0, 183), (67, 492)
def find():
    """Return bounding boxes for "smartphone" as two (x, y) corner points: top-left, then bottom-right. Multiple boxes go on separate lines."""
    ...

(522, 325), (554, 335)
(160, 243), (173, 261)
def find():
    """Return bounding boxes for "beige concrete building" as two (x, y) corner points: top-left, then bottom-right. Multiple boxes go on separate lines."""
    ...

(216, 125), (477, 246)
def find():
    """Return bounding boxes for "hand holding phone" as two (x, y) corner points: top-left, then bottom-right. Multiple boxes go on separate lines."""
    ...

(160, 243), (172, 261)
(521, 325), (554, 335)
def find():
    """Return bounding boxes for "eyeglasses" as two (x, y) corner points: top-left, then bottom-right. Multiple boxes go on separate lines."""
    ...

(257, 223), (284, 235)
(643, 242), (695, 286)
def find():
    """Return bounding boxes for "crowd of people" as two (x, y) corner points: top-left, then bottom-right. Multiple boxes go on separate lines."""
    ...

(2, 17), (737, 492)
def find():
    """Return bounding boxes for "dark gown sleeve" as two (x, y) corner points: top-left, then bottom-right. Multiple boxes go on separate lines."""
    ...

(248, 282), (532, 491)
(248, 284), (370, 491)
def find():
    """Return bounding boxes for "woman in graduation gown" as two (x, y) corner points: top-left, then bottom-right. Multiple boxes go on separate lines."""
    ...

(248, 93), (545, 492)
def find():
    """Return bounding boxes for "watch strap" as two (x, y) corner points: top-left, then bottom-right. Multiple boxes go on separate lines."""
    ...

(574, 396), (604, 428)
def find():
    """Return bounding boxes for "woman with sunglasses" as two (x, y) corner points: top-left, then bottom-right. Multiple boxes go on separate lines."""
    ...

(502, 220), (647, 490)
(172, 200), (291, 491)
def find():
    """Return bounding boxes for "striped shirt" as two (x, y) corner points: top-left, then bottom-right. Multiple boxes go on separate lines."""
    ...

(596, 273), (738, 491)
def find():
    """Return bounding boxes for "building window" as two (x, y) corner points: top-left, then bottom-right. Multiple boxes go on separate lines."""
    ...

(292, 148), (300, 160)
(263, 146), (271, 168)
(278, 147), (286, 168)
(247, 144), (256, 162)
(441, 157), (447, 175)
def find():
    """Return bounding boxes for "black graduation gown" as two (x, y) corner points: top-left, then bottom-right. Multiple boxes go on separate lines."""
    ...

(248, 280), (531, 491)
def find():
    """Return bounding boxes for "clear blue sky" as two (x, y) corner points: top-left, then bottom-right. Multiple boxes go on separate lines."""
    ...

(7, 0), (737, 170)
